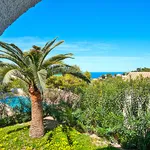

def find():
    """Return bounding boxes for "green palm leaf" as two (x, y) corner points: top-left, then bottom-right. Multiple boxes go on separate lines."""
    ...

(37, 69), (47, 92)
(0, 38), (90, 93)
(38, 39), (64, 69)
(48, 65), (90, 83)
(42, 53), (73, 68)
(3, 69), (30, 84)
(42, 37), (58, 52)
(0, 42), (27, 67)
(9, 43), (24, 55)
(0, 54), (24, 67)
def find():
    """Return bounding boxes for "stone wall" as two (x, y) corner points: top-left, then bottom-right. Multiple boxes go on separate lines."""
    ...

(0, 0), (41, 35)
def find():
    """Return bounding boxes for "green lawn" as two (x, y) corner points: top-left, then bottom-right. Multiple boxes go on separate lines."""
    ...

(0, 123), (118, 150)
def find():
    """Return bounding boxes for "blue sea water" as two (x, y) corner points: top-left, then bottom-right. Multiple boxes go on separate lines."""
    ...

(90, 72), (124, 79)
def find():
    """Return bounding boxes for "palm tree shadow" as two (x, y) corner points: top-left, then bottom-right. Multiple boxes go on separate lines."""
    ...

(7, 126), (29, 134)
(43, 116), (59, 132)
(96, 147), (120, 150)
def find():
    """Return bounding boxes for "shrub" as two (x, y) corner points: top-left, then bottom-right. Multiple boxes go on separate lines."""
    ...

(71, 77), (150, 149)
(0, 124), (113, 149)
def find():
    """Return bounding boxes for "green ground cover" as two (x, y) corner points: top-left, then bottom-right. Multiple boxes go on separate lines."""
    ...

(0, 123), (117, 150)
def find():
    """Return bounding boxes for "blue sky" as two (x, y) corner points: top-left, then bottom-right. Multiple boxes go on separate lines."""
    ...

(1, 0), (150, 72)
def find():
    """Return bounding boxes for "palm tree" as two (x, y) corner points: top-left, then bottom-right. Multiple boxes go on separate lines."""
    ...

(0, 38), (90, 138)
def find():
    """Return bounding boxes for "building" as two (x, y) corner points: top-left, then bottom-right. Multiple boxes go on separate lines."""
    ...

(125, 72), (150, 80)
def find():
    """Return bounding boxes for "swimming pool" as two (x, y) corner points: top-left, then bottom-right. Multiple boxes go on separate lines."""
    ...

(0, 96), (31, 112)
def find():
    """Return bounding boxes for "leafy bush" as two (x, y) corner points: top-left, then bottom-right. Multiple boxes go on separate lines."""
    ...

(69, 77), (150, 149)
(0, 113), (31, 127)
(46, 71), (90, 94)
(43, 101), (83, 131)
(119, 114), (150, 149)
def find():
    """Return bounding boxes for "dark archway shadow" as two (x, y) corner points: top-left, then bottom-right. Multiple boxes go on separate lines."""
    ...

(43, 116), (59, 132)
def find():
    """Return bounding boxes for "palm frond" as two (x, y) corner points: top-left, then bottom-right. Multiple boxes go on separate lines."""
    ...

(0, 42), (19, 55)
(9, 43), (23, 55)
(47, 64), (70, 76)
(0, 49), (27, 67)
(48, 64), (91, 83)
(32, 68), (47, 94)
(42, 37), (58, 52)
(0, 39), (89, 94)
(29, 49), (43, 68)
(0, 62), (18, 80)
(0, 54), (24, 67)
(38, 39), (64, 69)
(24, 53), (34, 64)
(0, 42), (27, 67)
(37, 69), (47, 92)
(42, 53), (73, 68)
(0, 62), (18, 69)
(3, 69), (30, 84)
(66, 71), (91, 83)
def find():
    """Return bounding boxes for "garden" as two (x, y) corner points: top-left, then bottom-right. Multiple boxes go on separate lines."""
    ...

(0, 40), (150, 150)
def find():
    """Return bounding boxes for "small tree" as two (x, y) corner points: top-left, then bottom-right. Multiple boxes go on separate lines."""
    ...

(0, 38), (90, 138)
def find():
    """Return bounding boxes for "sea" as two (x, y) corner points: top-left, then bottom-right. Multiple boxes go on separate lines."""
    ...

(90, 72), (124, 79)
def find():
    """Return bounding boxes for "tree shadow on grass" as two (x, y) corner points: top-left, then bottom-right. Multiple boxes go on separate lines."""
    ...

(96, 147), (120, 150)
(7, 125), (29, 134)
(43, 116), (59, 132)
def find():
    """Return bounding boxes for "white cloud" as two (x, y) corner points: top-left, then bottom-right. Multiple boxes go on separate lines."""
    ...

(64, 56), (150, 72)
(1, 36), (149, 72)
(0, 37), (116, 55)
(0, 36), (47, 50)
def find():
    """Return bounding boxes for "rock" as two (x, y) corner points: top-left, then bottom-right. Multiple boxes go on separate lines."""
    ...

(44, 88), (79, 105)
(85, 133), (110, 147)
(11, 88), (27, 96)
(44, 116), (55, 120)
(0, 102), (15, 118)
(90, 134), (100, 140)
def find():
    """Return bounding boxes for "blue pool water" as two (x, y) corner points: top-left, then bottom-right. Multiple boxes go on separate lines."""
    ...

(0, 72), (125, 108)
(0, 96), (31, 112)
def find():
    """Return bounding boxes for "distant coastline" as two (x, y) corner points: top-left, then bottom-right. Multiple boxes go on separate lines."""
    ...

(90, 72), (125, 79)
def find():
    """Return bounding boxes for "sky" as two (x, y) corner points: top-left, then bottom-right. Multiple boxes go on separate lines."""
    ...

(1, 0), (150, 72)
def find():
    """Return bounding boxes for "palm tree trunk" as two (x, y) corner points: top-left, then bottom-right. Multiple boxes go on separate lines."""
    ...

(29, 86), (44, 138)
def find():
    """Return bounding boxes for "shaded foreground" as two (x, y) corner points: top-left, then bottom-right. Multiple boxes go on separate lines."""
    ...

(0, 123), (118, 150)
